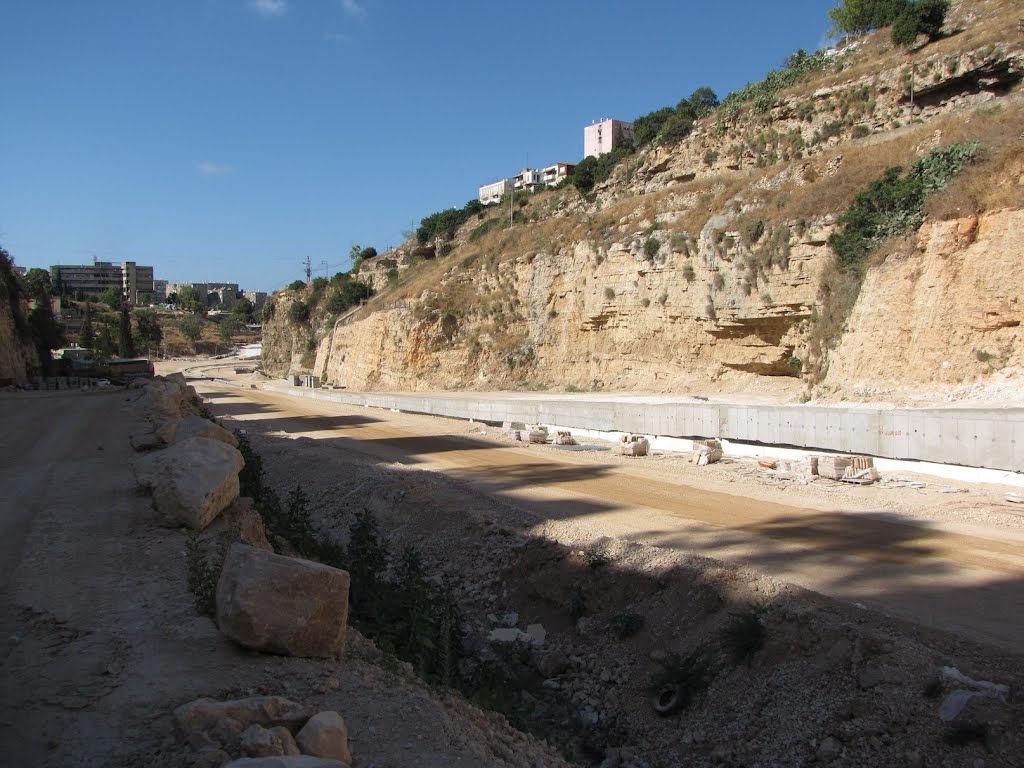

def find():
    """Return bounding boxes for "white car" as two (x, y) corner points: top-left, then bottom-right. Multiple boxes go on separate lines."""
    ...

(95, 378), (111, 388)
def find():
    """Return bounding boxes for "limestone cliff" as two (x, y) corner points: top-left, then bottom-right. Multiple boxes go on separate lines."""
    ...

(821, 210), (1024, 399)
(262, 7), (1024, 404)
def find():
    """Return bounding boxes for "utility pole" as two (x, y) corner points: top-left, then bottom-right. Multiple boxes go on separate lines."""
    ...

(320, 260), (329, 278)
(303, 255), (312, 282)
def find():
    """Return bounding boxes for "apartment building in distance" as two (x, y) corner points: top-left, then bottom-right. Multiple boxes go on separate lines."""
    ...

(166, 282), (241, 309)
(479, 162), (576, 204)
(50, 261), (155, 305)
(479, 178), (513, 205)
(584, 118), (635, 158)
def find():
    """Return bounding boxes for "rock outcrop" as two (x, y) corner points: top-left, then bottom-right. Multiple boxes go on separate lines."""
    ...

(216, 544), (350, 658)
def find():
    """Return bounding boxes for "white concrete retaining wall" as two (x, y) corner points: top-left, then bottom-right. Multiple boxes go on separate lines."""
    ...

(265, 385), (1023, 475)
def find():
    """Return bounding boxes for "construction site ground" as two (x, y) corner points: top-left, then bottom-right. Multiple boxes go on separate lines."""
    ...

(2, 362), (1022, 767)
(183, 362), (1024, 654)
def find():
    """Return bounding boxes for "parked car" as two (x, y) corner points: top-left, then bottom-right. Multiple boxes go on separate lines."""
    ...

(95, 378), (111, 388)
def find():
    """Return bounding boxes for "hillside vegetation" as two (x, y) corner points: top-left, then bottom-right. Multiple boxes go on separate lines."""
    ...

(264, 0), (1023, 404)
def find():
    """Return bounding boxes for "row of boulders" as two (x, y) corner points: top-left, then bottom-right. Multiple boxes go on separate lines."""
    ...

(132, 374), (246, 531)
(175, 696), (352, 768)
(129, 377), (351, 659)
(130, 377), (358, 767)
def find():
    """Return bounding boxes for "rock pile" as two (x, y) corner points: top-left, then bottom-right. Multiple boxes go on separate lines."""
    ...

(619, 434), (649, 456)
(174, 695), (352, 768)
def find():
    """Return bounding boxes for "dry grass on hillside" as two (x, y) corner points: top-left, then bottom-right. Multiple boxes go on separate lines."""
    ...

(744, 96), (1024, 223)
(780, 0), (1022, 98)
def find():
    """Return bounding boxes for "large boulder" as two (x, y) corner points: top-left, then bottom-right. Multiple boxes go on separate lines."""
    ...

(136, 436), (244, 530)
(138, 376), (202, 423)
(216, 544), (350, 658)
(295, 712), (351, 765)
(174, 696), (312, 736)
(158, 414), (239, 448)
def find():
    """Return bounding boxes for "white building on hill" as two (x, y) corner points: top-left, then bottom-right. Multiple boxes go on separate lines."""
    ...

(479, 178), (514, 205)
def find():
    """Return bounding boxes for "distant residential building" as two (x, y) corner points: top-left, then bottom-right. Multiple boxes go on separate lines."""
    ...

(205, 283), (240, 308)
(540, 162), (575, 186)
(50, 261), (154, 305)
(153, 280), (168, 302)
(122, 262), (154, 305)
(243, 290), (267, 310)
(479, 178), (513, 205)
(167, 281), (240, 309)
(584, 118), (635, 158)
(480, 163), (575, 204)
(513, 167), (545, 191)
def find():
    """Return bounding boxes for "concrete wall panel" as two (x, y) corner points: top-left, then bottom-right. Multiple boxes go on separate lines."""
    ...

(262, 385), (1022, 473)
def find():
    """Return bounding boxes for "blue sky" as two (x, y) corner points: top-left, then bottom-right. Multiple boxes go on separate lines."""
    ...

(0, 1), (837, 293)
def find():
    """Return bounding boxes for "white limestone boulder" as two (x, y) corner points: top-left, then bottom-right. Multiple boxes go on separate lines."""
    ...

(136, 436), (244, 530)
(158, 414), (239, 448)
(295, 711), (351, 765)
(216, 544), (350, 658)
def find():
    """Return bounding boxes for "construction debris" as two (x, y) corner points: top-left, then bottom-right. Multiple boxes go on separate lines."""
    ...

(620, 434), (650, 456)
(816, 455), (854, 480)
(527, 426), (550, 444)
(841, 457), (880, 485)
(503, 421), (527, 441)
(690, 439), (723, 466)
(553, 430), (577, 446)
(776, 457), (818, 477)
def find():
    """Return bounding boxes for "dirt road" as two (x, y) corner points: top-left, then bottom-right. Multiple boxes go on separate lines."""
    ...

(194, 374), (1024, 653)
(0, 388), (571, 768)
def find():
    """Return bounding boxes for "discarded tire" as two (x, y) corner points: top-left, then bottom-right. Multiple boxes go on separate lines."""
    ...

(653, 684), (681, 715)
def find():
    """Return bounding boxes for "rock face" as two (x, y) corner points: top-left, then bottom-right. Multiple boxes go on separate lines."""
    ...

(295, 711), (351, 765)
(136, 436), (244, 530)
(0, 268), (36, 382)
(259, 42), (1023, 403)
(822, 210), (1024, 397)
(216, 544), (350, 658)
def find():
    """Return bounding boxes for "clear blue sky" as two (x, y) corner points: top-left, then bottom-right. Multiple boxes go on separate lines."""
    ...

(0, 1), (837, 293)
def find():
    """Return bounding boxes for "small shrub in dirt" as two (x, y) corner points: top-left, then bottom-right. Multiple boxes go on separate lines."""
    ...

(610, 611), (645, 639)
(643, 236), (660, 260)
(185, 530), (230, 619)
(650, 646), (717, 716)
(719, 607), (767, 665)
(582, 542), (610, 568)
